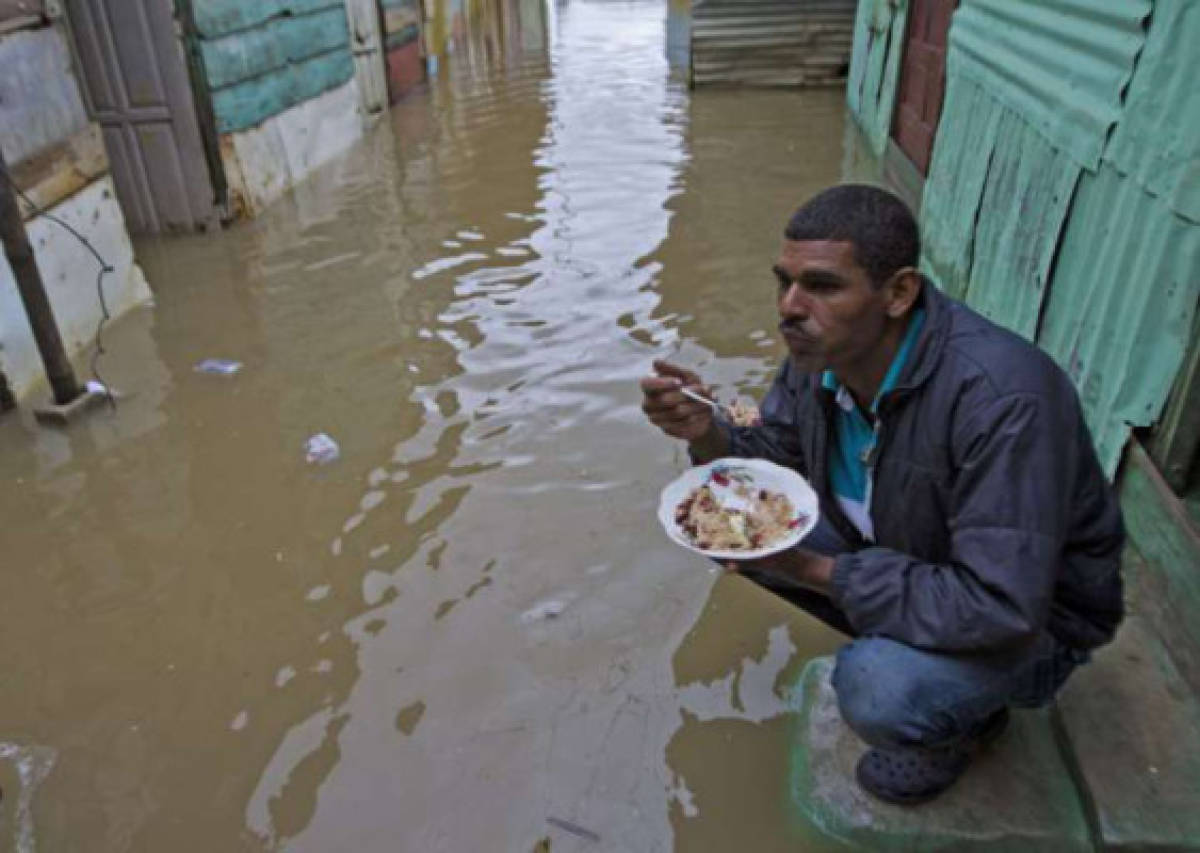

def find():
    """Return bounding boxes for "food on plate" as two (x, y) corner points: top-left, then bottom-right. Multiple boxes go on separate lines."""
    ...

(724, 399), (761, 427)
(674, 469), (802, 551)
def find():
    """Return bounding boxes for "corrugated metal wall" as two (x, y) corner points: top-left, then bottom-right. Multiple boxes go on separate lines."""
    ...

(907, 0), (1200, 475)
(691, 0), (856, 87)
(189, 0), (355, 133)
(948, 0), (1147, 170)
(1037, 0), (1200, 474)
(845, 0), (908, 155)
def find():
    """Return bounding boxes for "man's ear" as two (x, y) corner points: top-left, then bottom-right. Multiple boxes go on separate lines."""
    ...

(884, 267), (921, 318)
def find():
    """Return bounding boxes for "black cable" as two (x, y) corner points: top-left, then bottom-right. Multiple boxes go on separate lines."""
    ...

(2, 173), (118, 410)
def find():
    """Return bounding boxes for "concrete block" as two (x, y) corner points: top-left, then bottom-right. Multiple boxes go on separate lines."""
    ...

(789, 657), (1093, 851)
(32, 385), (107, 424)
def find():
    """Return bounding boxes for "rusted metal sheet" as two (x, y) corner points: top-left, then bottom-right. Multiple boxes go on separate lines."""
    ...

(1103, 0), (1200, 224)
(1037, 164), (1199, 476)
(380, 0), (423, 101)
(890, 0), (955, 175)
(846, 0), (909, 154)
(949, 0), (1149, 170)
(692, 0), (856, 87)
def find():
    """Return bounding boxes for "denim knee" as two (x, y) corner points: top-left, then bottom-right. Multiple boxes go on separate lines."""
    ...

(832, 637), (947, 748)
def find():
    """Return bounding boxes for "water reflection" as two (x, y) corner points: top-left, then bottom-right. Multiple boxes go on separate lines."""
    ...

(0, 0), (873, 849)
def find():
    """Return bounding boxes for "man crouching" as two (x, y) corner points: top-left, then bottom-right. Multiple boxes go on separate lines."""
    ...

(640, 184), (1124, 804)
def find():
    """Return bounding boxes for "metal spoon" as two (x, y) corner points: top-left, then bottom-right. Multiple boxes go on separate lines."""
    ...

(680, 386), (721, 414)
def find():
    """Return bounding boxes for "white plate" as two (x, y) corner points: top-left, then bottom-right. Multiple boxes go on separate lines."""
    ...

(658, 458), (819, 561)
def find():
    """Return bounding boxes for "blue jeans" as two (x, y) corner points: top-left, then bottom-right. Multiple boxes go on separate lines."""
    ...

(745, 517), (1090, 748)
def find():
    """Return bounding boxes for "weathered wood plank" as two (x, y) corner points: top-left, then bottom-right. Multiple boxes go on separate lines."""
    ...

(191, 0), (344, 39)
(1149, 312), (1200, 492)
(1118, 441), (1200, 687)
(10, 124), (108, 220)
(211, 48), (353, 133)
(199, 7), (350, 89)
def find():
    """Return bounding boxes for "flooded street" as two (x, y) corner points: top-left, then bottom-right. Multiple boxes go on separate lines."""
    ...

(0, 1), (871, 849)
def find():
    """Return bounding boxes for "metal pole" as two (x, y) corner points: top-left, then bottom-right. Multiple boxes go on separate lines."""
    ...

(0, 149), (82, 406)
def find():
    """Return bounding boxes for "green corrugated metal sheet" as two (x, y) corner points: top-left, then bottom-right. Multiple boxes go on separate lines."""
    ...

(845, 0), (908, 156)
(1037, 162), (1200, 475)
(211, 49), (354, 133)
(963, 109), (1079, 338)
(960, 112), (1084, 335)
(919, 72), (1079, 337)
(919, 73), (1001, 297)
(918, 0), (1200, 477)
(192, 0), (343, 38)
(1103, 0), (1200, 223)
(949, 0), (1149, 170)
(199, 7), (351, 89)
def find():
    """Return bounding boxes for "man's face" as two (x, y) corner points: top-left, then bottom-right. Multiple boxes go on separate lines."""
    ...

(773, 239), (890, 374)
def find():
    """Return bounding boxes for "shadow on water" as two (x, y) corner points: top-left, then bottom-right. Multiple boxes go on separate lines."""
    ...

(0, 0), (878, 849)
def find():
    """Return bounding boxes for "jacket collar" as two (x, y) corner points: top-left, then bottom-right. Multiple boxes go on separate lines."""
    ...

(889, 276), (949, 398)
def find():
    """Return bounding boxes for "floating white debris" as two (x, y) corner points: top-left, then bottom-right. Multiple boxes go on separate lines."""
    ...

(230, 711), (249, 731)
(520, 598), (568, 623)
(305, 585), (331, 602)
(194, 358), (242, 375)
(304, 433), (340, 465)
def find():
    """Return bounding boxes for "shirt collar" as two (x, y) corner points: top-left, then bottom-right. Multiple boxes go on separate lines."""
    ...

(820, 307), (927, 414)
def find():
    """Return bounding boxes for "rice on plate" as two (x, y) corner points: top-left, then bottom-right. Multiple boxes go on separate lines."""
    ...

(657, 458), (819, 561)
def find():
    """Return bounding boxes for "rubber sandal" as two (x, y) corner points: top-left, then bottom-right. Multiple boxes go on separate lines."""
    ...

(855, 708), (1009, 806)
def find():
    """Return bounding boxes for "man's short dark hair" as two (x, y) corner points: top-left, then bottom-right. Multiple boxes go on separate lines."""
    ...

(784, 184), (919, 286)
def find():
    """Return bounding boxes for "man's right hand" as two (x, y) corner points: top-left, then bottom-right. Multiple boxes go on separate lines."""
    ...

(640, 360), (724, 447)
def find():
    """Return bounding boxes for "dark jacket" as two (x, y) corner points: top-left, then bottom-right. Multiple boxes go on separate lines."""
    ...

(722, 281), (1125, 653)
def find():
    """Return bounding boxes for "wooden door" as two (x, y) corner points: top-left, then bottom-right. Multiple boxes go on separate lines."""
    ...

(891, 0), (956, 176)
(65, 0), (217, 233)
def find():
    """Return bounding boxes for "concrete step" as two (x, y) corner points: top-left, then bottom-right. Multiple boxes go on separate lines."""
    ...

(788, 657), (1093, 851)
(1055, 550), (1200, 850)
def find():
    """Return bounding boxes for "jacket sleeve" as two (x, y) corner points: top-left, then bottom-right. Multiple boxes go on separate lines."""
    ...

(829, 392), (1069, 652)
(718, 365), (808, 475)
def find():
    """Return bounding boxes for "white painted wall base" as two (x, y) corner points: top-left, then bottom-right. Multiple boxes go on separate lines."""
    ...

(220, 78), (366, 218)
(0, 175), (151, 399)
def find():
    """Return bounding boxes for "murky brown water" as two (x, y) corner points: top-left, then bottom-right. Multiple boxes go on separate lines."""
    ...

(0, 2), (875, 849)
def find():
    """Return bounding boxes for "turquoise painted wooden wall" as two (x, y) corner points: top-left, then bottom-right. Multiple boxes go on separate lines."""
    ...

(188, 0), (355, 133)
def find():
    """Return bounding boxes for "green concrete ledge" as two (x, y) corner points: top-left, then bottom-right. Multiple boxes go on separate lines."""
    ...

(788, 657), (1093, 852)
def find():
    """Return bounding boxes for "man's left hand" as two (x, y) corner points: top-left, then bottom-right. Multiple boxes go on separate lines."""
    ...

(724, 546), (835, 594)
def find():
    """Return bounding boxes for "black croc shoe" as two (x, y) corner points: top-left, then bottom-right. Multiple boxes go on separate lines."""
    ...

(855, 708), (1010, 806)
